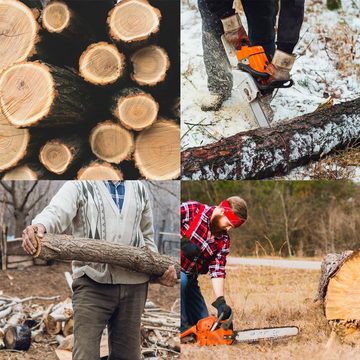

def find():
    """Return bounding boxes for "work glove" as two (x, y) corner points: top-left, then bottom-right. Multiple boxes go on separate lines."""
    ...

(211, 296), (232, 320)
(265, 50), (296, 82)
(221, 14), (250, 50)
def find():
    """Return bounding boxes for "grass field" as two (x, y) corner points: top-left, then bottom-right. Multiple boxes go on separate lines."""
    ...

(181, 265), (359, 360)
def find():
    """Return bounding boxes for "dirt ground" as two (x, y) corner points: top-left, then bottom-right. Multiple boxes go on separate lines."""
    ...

(181, 265), (359, 360)
(0, 262), (179, 360)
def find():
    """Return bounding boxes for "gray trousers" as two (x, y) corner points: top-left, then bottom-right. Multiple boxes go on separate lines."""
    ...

(72, 275), (148, 360)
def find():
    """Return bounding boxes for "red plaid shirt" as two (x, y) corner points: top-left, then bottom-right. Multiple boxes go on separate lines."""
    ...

(181, 201), (230, 278)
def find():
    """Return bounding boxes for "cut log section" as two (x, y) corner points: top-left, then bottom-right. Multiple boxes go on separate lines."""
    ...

(2, 164), (46, 180)
(134, 120), (180, 180)
(0, 61), (92, 128)
(0, 0), (39, 73)
(63, 318), (74, 337)
(4, 325), (31, 351)
(39, 137), (84, 175)
(79, 42), (125, 86)
(42, 1), (71, 33)
(113, 88), (159, 131)
(107, 0), (161, 45)
(77, 161), (123, 180)
(33, 233), (180, 277)
(89, 121), (134, 164)
(130, 45), (170, 86)
(182, 97), (360, 180)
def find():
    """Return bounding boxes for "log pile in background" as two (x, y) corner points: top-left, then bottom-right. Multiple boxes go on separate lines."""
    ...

(0, 0), (180, 180)
(318, 250), (360, 345)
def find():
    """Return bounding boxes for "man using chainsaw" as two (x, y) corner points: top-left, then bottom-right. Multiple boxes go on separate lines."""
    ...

(199, 0), (305, 111)
(180, 196), (247, 333)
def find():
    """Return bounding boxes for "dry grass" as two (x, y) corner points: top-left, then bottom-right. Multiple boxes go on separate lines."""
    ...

(181, 266), (360, 360)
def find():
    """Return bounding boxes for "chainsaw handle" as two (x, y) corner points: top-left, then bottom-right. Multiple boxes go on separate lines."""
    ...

(180, 324), (197, 338)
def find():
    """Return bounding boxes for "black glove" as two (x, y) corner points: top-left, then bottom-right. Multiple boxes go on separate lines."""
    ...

(211, 296), (232, 320)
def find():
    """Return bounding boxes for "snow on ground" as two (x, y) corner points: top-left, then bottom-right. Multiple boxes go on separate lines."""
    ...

(181, 0), (360, 154)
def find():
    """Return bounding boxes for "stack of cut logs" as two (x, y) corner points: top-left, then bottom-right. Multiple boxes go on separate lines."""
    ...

(0, 295), (180, 358)
(0, 0), (180, 180)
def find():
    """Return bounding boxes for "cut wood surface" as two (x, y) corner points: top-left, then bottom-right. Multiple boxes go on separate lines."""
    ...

(134, 120), (180, 180)
(79, 42), (125, 86)
(0, 0), (39, 72)
(107, 0), (161, 45)
(182, 98), (360, 180)
(76, 161), (123, 180)
(0, 62), (92, 128)
(33, 234), (180, 277)
(113, 88), (159, 131)
(89, 121), (134, 163)
(42, 1), (71, 33)
(130, 45), (170, 86)
(2, 164), (46, 180)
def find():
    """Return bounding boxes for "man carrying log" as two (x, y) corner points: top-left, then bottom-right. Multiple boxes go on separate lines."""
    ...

(180, 196), (247, 332)
(21, 181), (177, 360)
(199, 0), (305, 111)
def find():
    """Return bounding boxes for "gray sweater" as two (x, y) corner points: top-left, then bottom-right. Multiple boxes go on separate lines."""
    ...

(32, 181), (157, 284)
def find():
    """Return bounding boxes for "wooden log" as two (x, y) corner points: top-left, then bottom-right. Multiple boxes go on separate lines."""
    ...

(0, 61), (92, 128)
(4, 325), (31, 350)
(77, 161), (124, 180)
(44, 317), (62, 335)
(6, 260), (33, 269)
(21, 0), (45, 9)
(134, 119), (180, 180)
(181, 98), (360, 180)
(79, 42), (125, 86)
(130, 45), (170, 86)
(107, 0), (161, 47)
(113, 88), (159, 131)
(0, 0), (40, 73)
(7, 255), (33, 263)
(33, 234), (180, 277)
(63, 318), (74, 337)
(39, 136), (85, 175)
(89, 121), (134, 164)
(2, 164), (50, 180)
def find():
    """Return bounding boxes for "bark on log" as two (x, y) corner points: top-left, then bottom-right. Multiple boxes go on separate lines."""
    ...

(4, 325), (31, 350)
(34, 234), (180, 277)
(0, 0), (40, 73)
(134, 119), (180, 180)
(181, 98), (360, 180)
(76, 161), (124, 180)
(0, 61), (93, 128)
(89, 121), (134, 164)
(79, 42), (125, 86)
(112, 88), (159, 131)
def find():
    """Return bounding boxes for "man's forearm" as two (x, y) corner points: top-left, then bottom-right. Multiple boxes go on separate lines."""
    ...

(211, 277), (225, 298)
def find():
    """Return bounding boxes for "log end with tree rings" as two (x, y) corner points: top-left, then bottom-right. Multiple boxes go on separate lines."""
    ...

(0, 62), (55, 127)
(114, 91), (158, 131)
(89, 121), (134, 163)
(134, 119), (180, 180)
(2, 165), (39, 180)
(0, 110), (30, 172)
(39, 140), (74, 175)
(130, 45), (170, 86)
(107, 0), (161, 44)
(4, 325), (31, 351)
(42, 1), (71, 33)
(77, 161), (123, 180)
(0, 0), (39, 73)
(79, 42), (125, 86)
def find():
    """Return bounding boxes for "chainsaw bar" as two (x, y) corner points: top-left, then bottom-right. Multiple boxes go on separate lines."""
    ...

(234, 326), (299, 343)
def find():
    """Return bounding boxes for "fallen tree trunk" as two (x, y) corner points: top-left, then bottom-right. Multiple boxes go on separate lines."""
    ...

(182, 98), (360, 180)
(34, 234), (180, 277)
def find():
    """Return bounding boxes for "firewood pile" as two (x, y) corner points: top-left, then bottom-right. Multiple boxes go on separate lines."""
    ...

(0, 0), (180, 180)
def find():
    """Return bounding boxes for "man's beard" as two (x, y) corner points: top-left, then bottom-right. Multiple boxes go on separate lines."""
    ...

(210, 214), (227, 237)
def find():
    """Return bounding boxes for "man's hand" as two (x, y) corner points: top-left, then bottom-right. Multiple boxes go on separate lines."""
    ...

(22, 224), (46, 256)
(212, 296), (232, 320)
(158, 265), (177, 287)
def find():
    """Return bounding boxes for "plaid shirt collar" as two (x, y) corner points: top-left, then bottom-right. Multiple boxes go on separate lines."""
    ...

(104, 181), (125, 212)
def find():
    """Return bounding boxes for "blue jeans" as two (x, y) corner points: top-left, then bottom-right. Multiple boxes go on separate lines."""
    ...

(181, 272), (209, 332)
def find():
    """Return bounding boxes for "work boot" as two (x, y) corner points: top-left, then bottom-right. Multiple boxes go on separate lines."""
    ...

(200, 93), (229, 112)
(265, 49), (296, 82)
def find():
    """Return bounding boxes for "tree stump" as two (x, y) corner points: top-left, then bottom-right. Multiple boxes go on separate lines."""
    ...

(318, 250), (360, 344)
(134, 119), (180, 180)
(113, 88), (159, 131)
(79, 42), (125, 86)
(77, 161), (123, 180)
(130, 45), (170, 86)
(107, 0), (161, 46)
(0, 0), (39, 73)
(89, 121), (134, 163)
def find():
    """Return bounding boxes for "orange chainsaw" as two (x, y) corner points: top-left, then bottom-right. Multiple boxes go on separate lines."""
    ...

(180, 312), (299, 346)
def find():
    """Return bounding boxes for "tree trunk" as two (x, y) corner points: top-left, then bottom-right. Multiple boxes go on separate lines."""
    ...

(34, 234), (180, 277)
(181, 98), (360, 180)
(112, 88), (159, 131)
(4, 325), (31, 351)
(89, 121), (134, 164)
(134, 119), (180, 180)
(76, 161), (124, 180)
(0, 62), (93, 128)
